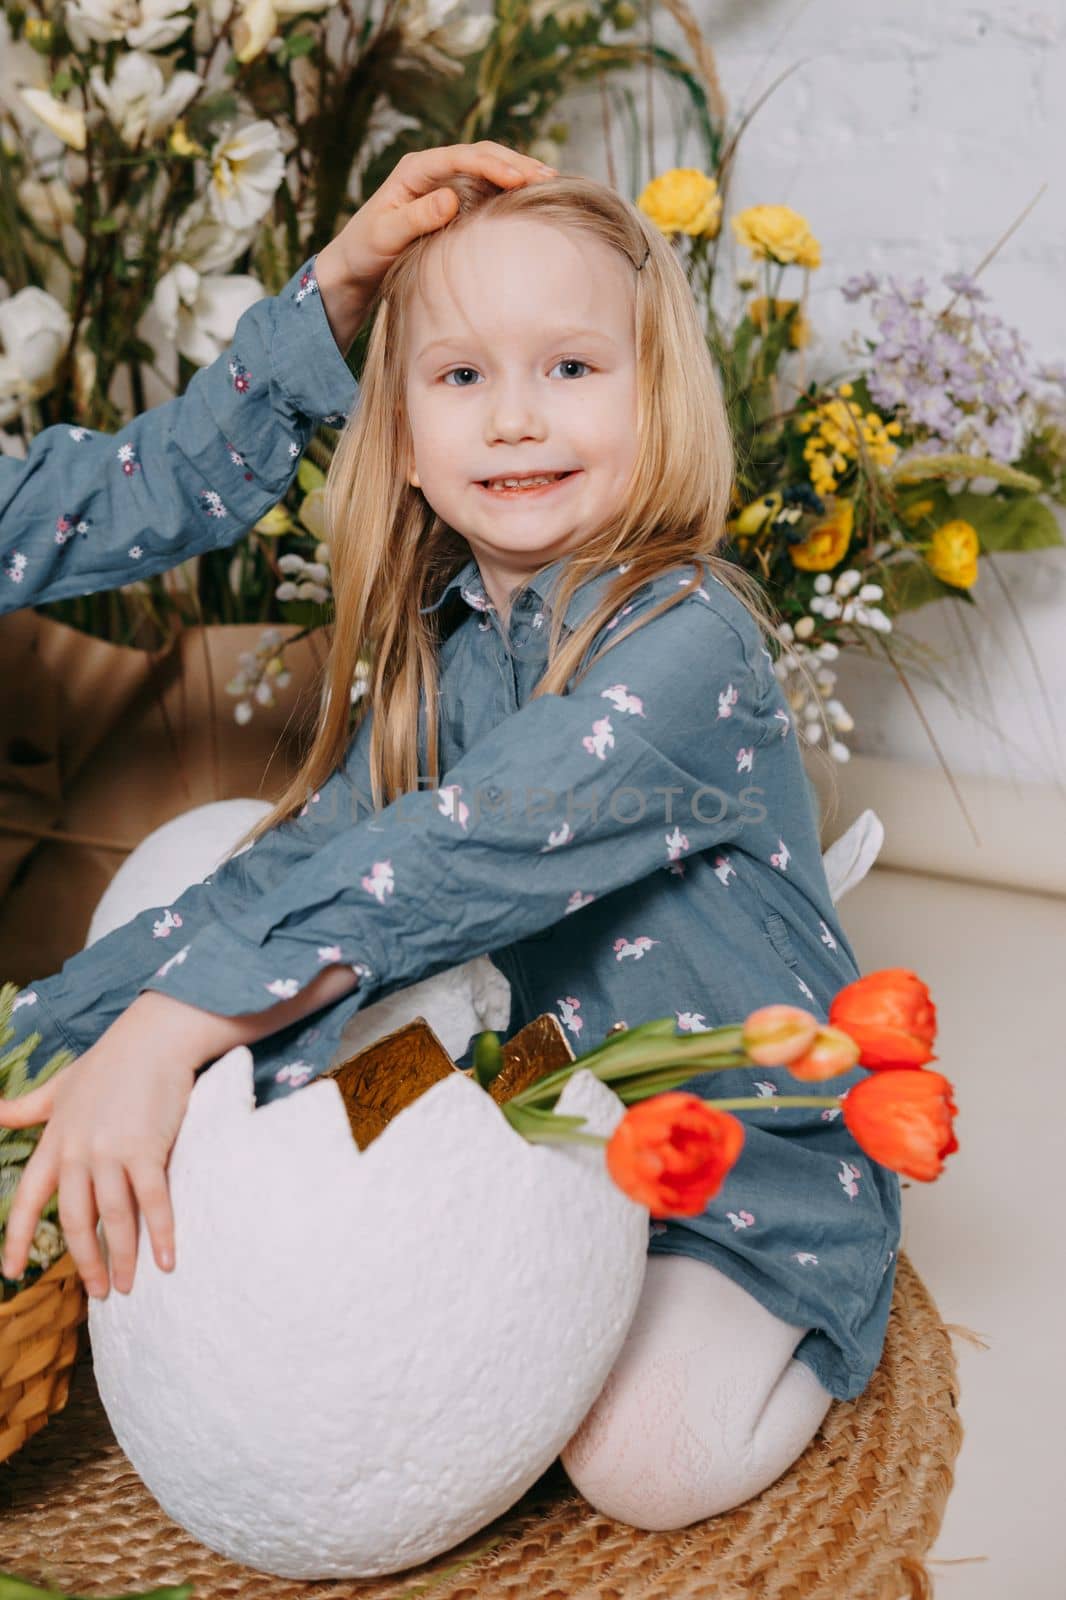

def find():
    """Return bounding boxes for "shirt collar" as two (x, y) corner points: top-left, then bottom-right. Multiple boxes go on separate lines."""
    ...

(417, 553), (631, 633)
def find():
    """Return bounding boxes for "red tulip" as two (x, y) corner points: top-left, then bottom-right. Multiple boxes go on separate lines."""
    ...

(829, 967), (938, 1069)
(606, 1092), (745, 1217)
(842, 1068), (959, 1181)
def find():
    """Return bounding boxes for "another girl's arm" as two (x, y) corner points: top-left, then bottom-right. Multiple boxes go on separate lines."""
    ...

(0, 142), (555, 612)
(0, 255), (358, 611)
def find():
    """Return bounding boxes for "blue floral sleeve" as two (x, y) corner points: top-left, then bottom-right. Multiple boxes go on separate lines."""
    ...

(0, 257), (358, 610)
(141, 592), (783, 1064)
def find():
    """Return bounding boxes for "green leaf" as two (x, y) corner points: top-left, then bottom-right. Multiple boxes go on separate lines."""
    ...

(950, 491), (1065, 553)
(50, 70), (74, 96)
(0, 1578), (194, 1598)
(278, 31), (316, 63)
(297, 457), (327, 494)
(880, 557), (974, 613)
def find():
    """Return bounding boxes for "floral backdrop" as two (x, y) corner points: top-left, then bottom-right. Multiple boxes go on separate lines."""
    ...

(0, 0), (1063, 769)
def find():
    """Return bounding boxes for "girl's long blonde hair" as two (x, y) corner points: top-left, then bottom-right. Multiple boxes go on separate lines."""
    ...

(248, 171), (809, 845)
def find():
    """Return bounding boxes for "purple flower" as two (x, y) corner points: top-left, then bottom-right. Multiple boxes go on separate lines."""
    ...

(943, 271), (988, 302)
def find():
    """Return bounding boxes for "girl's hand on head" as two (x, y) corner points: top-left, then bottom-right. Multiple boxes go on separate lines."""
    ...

(0, 1020), (199, 1300)
(315, 142), (558, 348)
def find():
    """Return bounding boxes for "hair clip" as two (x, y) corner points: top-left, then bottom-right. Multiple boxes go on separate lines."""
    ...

(635, 244), (651, 271)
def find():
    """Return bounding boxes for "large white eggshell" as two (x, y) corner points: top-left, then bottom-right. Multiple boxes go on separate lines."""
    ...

(88, 1046), (648, 1578)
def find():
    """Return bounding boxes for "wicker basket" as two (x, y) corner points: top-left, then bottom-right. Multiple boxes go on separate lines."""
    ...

(0, 1250), (87, 1466)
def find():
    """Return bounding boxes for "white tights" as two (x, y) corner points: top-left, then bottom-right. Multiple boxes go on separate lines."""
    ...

(559, 1253), (835, 1532)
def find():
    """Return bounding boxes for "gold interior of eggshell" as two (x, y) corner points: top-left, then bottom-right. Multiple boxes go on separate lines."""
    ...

(325, 1013), (576, 1150)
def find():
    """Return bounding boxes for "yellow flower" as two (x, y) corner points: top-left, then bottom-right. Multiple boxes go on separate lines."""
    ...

(731, 205), (821, 268)
(169, 120), (206, 158)
(25, 17), (55, 50)
(254, 504), (294, 537)
(901, 497), (936, 528)
(748, 296), (811, 349)
(789, 499), (855, 571)
(730, 491), (782, 536)
(927, 519), (980, 588)
(796, 394), (899, 494)
(637, 169), (722, 239)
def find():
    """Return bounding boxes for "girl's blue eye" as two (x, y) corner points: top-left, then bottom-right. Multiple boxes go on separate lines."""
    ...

(441, 359), (592, 386)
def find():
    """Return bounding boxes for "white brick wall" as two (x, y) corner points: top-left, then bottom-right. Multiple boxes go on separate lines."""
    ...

(563, 0), (1066, 783)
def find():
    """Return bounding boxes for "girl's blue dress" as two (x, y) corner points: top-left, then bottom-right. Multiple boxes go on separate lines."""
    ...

(1, 260), (901, 1404)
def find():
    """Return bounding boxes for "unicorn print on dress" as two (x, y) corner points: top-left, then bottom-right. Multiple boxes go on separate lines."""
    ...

(541, 820), (572, 851)
(582, 715), (614, 760)
(361, 860), (394, 904)
(665, 825), (689, 862)
(317, 945), (342, 963)
(818, 918), (838, 951)
(600, 684), (645, 716)
(773, 707), (791, 738)
(837, 1159), (862, 1199)
(677, 575), (712, 602)
(821, 1085), (848, 1122)
(736, 746), (755, 774)
(676, 1010), (710, 1032)
(437, 785), (469, 830)
(882, 1247), (896, 1278)
(298, 791), (321, 818)
(727, 1209), (756, 1231)
(752, 1080), (780, 1110)
(12, 990), (37, 1012)
(565, 890), (596, 915)
(556, 995), (583, 1037)
(275, 1060), (314, 1088)
(152, 908), (183, 939)
(770, 837), (791, 872)
(717, 683), (739, 719)
(460, 583), (493, 612)
(792, 1252), (820, 1266)
(605, 603), (635, 632)
(265, 978), (301, 1000)
(155, 944), (189, 978)
(712, 852), (736, 886)
(795, 975), (816, 1002)
(613, 935), (659, 961)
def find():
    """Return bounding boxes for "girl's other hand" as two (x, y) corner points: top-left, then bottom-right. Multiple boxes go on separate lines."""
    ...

(0, 1012), (199, 1299)
(315, 141), (559, 353)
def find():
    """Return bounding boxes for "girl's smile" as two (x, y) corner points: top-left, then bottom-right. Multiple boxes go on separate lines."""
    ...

(476, 469), (583, 499)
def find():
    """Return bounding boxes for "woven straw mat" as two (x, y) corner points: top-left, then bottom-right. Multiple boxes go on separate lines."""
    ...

(0, 1250), (962, 1600)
